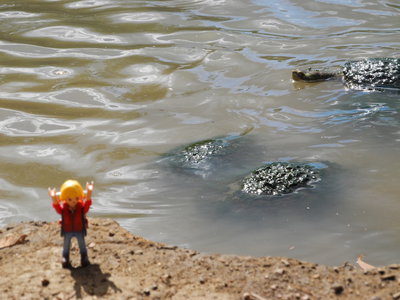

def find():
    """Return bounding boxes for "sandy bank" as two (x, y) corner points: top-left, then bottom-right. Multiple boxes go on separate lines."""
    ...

(1, 218), (400, 299)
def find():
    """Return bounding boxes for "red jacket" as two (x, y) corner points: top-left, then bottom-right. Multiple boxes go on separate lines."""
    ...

(53, 199), (92, 233)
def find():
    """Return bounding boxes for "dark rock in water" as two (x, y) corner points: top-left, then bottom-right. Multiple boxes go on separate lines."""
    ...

(343, 58), (400, 90)
(241, 162), (321, 196)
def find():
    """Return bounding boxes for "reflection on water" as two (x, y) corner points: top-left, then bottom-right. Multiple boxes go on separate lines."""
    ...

(0, 0), (399, 265)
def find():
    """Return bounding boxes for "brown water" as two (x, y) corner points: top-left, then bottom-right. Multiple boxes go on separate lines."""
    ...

(0, 0), (399, 265)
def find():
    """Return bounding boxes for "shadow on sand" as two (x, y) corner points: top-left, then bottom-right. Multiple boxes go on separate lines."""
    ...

(70, 264), (121, 298)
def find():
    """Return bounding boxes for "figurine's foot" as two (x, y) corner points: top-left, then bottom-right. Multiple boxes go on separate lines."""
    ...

(62, 257), (72, 269)
(81, 254), (90, 267)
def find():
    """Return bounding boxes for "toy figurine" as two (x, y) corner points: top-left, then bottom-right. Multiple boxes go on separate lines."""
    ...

(48, 180), (94, 268)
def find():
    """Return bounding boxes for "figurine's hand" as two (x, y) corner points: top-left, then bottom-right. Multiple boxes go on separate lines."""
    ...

(86, 181), (94, 200)
(48, 187), (58, 204)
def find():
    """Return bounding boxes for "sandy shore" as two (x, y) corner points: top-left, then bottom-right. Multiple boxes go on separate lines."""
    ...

(1, 218), (400, 299)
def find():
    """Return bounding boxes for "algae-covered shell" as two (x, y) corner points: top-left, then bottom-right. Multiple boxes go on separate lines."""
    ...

(159, 135), (259, 179)
(343, 57), (400, 90)
(241, 161), (324, 196)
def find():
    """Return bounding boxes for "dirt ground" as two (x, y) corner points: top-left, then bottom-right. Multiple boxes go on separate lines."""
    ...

(1, 218), (400, 300)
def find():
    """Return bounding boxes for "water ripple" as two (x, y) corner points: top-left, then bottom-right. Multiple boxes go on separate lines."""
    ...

(25, 25), (123, 44)
(0, 0), (399, 265)
(65, 0), (115, 9)
(0, 11), (41, 18)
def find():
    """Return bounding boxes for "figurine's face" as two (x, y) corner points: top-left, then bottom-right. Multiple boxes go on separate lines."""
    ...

(65, 196), (80, 209)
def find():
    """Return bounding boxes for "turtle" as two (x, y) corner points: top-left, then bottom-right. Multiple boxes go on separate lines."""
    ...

(292, 57), (400, 90)
(241, 161), (322, 196)
(159, 134), (260, 179)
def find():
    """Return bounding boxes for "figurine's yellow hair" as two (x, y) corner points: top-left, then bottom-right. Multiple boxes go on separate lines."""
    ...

(60, 180), (84, 203)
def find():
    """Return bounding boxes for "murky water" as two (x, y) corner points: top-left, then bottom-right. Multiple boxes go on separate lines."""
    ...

(0, 0), (399, 265)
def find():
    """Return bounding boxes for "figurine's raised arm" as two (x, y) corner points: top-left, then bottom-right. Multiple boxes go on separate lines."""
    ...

(48, 187), (59, 205)
(86, 181), (94, 201)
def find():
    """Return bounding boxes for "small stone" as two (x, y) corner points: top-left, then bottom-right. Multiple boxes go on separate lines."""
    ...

(281, 259), (290, 267)
(143, 288), (150, 296)
(41, 279), (50, 287)
(274, 268), (285, 275)
(162, 274), (172, 284)
(263, 263), (271, 268)
(332, 285), (344, 295)
(243, 294), (252, 300)
(388, 264), (400, 270)
(381, 274), (396, 281)
(392, 292), (400, 299)
(347, 277), (353, 284)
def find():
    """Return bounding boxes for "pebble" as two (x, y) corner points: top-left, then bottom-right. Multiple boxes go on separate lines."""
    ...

(41, 279), (50, 287)
(281, 259), (290, 267)
(274, 268), (285, 275)
(332, 284), (344, 295)
(263, 263), (272, 268)
(388, 265), (400, 270)
(143, 288), (150, 296)
(381, 274), (396, 281)
(392, 292), (400, 300)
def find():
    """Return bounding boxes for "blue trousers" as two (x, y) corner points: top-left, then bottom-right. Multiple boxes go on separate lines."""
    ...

(63, 231), (87, 258)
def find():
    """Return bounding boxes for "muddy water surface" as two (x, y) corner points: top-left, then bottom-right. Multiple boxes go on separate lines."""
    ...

(0, 0), (399, 265)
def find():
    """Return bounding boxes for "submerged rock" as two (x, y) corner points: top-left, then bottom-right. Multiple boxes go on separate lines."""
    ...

(292, 57), (400, 91)
(241, 162), (321, 196)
